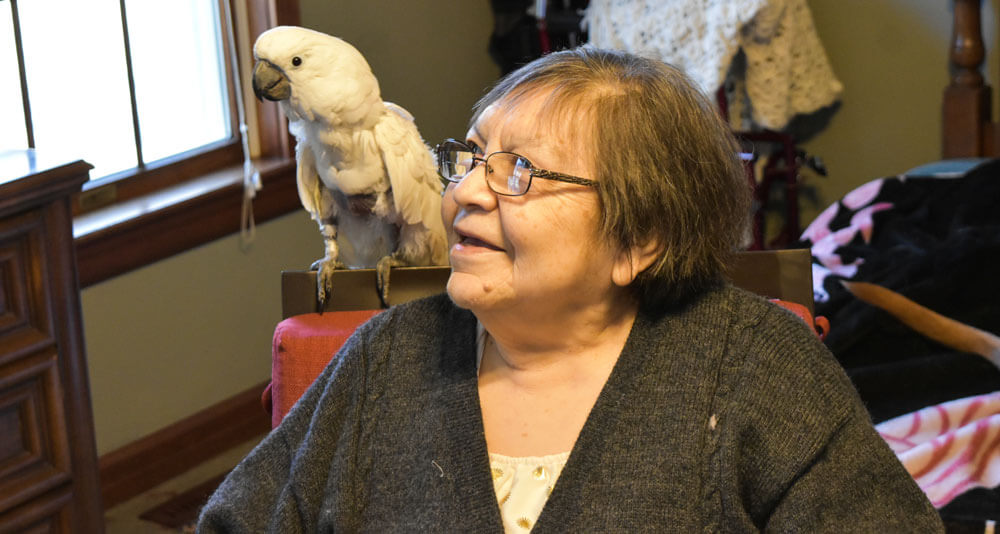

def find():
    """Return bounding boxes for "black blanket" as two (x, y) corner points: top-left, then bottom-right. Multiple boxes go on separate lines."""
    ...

(791, 159), (1000, 525)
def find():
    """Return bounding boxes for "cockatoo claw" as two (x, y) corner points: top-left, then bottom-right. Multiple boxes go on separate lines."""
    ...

(375, 255), (405, 308)
(312, 257), (346, 311)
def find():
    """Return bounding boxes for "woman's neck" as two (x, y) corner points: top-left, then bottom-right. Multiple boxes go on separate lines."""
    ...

(476, 295), (639, 374)
(475, 295), (639, 457)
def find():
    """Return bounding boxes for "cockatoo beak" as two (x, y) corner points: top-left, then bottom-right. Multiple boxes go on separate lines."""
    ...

(252, 60), (291, 102)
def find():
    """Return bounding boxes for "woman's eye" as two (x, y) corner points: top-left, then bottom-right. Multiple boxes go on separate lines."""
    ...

(465, 140), (483, 155)
(456, 155), (477, 173)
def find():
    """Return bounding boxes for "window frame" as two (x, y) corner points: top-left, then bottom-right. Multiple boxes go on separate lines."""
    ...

(70, 0), (300, 287)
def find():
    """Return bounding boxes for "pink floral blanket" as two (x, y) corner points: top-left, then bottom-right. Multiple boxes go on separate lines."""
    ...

(877, 391), (1000, 508)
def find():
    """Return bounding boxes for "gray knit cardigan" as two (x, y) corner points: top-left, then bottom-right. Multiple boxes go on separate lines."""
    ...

(198, 286), (943, 533)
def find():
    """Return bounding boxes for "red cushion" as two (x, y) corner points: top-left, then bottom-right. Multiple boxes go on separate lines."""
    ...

(266, 310), (381, 427)
(770, 299), (829, 340)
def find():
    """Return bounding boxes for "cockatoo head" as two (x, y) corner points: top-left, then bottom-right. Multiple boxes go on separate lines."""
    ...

(252, 26), (382, 125)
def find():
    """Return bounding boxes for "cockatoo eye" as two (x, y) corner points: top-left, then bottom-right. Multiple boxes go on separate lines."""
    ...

(292, 56), (302, 67)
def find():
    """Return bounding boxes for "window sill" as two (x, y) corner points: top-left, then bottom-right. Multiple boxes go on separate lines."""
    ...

(73, 157), (299, 288)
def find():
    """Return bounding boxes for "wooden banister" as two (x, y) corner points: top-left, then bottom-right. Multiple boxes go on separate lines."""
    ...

(942, 0), (995, 157)
(950, 0), (985, 86)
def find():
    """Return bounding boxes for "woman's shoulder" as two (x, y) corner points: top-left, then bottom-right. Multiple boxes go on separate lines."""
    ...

(692, 284), (832, 363)
(632, 284), (851, 411)
(702, 285), (863, 441)
(355, 292), (469, 337)
(641, 284), (859, 424)
(341, 292), (477, 375)
(639, 283), (820, 347)
(689, 288), (940, 530)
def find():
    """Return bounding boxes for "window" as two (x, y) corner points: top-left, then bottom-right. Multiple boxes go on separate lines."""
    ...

(3, 0), (238, 198)
(1, 0), (301, 287)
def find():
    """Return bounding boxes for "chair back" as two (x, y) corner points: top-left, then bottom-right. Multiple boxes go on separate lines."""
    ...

(280, 248), (815, 318)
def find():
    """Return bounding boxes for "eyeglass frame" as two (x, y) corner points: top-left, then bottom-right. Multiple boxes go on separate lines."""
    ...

(434, 138), (599, 196)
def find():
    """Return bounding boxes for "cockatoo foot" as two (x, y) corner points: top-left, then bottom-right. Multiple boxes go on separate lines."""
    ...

(312, 257), (346, 309)
(375, 255), (407, 308)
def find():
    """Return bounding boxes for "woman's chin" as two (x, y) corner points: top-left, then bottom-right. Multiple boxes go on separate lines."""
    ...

(445, 271), (508, 312)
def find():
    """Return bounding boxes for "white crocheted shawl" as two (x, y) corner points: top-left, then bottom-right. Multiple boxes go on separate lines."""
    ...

(584, 0), (843, 130)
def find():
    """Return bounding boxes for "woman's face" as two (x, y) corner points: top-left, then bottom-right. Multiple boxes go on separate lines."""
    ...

(441, 90), (628, 318)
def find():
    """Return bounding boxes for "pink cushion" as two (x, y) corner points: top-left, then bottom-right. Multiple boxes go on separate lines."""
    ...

(266, 310), (381, 427)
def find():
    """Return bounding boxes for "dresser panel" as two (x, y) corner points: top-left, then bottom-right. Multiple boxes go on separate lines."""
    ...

(0, 486), (72, 534)
(0, 209), (53, 367)
(0, 350), (71, 515)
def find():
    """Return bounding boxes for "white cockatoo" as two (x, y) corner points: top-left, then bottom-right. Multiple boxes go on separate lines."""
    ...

(252, 26), (447, 306)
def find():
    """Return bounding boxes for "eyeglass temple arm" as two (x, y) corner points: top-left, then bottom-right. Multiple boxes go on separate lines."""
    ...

(531, 169), (598, 187)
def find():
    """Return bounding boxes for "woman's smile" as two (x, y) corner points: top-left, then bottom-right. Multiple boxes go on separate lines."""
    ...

(455, 232), (505, 252)
(451, 222), (507, 256)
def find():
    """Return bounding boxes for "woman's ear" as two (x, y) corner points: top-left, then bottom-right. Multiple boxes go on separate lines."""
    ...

(611, 239), (660, 287)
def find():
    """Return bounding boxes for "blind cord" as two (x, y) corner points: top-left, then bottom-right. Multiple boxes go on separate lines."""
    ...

(223, 0), (261, 249)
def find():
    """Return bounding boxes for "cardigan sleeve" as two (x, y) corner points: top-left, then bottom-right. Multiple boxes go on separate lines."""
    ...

(763, 405), (944, 532)
(197, 312), (388, 533)
(723, 303), (944, 532)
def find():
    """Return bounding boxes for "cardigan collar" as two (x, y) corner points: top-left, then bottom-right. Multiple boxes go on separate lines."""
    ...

(437, 287), (739, 531)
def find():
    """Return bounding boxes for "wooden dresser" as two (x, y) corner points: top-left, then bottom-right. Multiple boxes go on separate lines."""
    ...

(0, 151), (103, 532)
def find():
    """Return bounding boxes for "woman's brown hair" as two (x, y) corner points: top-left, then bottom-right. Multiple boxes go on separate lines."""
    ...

(473, 47), (752, 310)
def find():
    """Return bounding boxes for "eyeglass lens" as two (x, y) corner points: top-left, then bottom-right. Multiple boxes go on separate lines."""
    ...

(439, 142), (477, 179)
(500, 154), (531, 195)
(439, 142), (533, 196)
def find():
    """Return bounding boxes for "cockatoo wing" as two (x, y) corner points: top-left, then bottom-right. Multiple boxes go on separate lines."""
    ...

(295, 138), (323, 220)
(384, 100), (414, 123)
(376, 102), (442, 227)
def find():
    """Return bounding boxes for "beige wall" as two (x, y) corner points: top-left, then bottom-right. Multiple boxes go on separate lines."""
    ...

(800, 0), (996, 224)
(83, 212), (317, 453)
(298, 1), (500, 145)
(83, 0), (995, 454)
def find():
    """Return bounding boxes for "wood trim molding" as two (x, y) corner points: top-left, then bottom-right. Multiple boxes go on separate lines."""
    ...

(74, 142), (245, 216)
(98, 382), (271, 510)
(74, 158), (298, 287)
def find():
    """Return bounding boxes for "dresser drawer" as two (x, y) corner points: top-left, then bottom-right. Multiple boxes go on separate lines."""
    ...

(0, 350), (72, 515)
(0, 208), (54, 368)
(0, 484), (72, 534)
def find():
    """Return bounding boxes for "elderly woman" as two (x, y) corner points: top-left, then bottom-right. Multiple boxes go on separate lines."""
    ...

(199, 48), (941, 532)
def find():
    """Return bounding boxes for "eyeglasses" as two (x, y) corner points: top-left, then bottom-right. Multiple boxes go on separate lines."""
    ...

(434, 138), (598, 196)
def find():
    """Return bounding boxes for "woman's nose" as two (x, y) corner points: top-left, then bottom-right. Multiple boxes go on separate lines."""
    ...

(449, 164), (497, 210)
